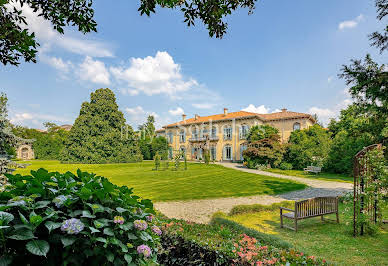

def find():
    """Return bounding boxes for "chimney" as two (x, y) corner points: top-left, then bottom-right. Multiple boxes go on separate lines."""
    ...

(281, 108), (287, 113)
(223, 108), (228, 116)
(195, 114), (199, 120)
(182, 114), (187, 121)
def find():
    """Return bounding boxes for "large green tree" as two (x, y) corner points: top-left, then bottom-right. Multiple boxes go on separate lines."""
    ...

(243, 125), (284, 168)
(1, 0), (257, 66)
(326, 104), (384, 174)
(13, 123), (70, 159)
(285, 124), (332, 170)
(61, 88), (141, 163)
(0, 92), (17, 157)
(369, 0), (388, 53)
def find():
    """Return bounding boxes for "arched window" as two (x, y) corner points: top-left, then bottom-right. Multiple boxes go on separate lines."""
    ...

(293, 122), (301, 131)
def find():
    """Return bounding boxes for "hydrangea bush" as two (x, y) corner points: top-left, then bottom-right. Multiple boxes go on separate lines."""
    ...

(0, 168), (161, 265)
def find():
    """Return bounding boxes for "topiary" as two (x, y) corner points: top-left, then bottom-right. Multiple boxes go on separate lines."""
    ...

(0, 169), (160, 265)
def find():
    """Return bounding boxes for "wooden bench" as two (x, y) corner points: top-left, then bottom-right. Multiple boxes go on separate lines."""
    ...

(303, 166), (322, 174)
(280, 197), (339, 232)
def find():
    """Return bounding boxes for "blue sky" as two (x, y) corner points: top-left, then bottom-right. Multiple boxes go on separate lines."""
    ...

(1, 0), (387, 129)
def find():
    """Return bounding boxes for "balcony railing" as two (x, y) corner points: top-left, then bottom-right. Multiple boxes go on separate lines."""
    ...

(189, 136), (219, 142)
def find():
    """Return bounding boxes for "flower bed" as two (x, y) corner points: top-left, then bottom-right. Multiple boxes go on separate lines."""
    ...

(0, 169), (161, 265)
(159, 219), (328, 265)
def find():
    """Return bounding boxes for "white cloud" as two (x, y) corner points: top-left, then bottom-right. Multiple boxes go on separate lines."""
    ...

(18, 4), (113, 58)
(308, 107), (336, 123)
(120, 89), (139, 96)
(40, 55), (73, 74)
(308, 87), (354, 125)
(192, 103), (216, 109)
(242, 104), (270, 114)
(79, 56), (110, 85)
(338, 14), (364, 30)
(110, 51), (199, 98)
(10, 3), (114, 58)
(125, 106), (165, 128)
(125, 106), (145, 115)
(10, 112), (72, 128)
(168, 107), (184, 116)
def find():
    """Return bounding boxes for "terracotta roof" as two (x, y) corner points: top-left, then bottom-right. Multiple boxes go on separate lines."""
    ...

(59, 124), (72, 131)
(258, 111), (314, 121)
(163, 110), (315, 128)
(164, 111), (263, 128)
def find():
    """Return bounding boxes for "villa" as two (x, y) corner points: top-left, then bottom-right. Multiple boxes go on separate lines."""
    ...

(157, 108), (315, 161)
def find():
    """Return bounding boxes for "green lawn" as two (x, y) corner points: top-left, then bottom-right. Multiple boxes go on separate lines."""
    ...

(14, 160), (306, 202)
(264, 168), (353, 183)
(223, 203), (388, 265)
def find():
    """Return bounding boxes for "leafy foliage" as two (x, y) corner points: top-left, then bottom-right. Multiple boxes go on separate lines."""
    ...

(339, 54), (387, 114)
(326, 104), (383, 174)
(0, 168), (160, 265)
(13, 124), (69, 160)
(246, 125), (279, 143)
(369, 0), (388, 53)
(0, 0), (97, 66)
(60, 88), (142, 164)
(139, 0), (257, 38)
(160, 218), (328, 265)
(285, 124), (332, 170)
(243, 125), (284, 168)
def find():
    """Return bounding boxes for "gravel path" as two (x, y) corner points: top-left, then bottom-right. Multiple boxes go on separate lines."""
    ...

(155, 163), (352, 223)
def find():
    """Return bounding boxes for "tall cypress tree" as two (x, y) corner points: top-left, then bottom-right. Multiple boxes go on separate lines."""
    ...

(61, 88), (142, 163)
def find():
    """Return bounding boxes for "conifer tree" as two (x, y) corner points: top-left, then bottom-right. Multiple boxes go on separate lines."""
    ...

(61, 88), (141, 163)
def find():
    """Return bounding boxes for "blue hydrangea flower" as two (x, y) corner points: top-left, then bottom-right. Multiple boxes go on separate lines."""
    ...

(53, 195), (69, 208)
(61, 218), (84, 234)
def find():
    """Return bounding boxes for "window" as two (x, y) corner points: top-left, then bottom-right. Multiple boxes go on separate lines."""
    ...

(239, 125), (249, 139)
(210, 146), (216, 160)
(211, 127), (217, 139)
(293, 122), (301, 131)
(192, 129), (198, 140)
(167, 131), (173, 143)
(224, 145), (232, 160)
(179, 130), (185, 143)
(240, 144), (247, 160)
(200, 128), (208, 138)
(223, 126), (232, 140)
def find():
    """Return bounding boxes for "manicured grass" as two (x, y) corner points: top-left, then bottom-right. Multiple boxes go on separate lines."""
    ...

(223, 203), (388, 265)
(14, 160), (306, 202)
(264, 169), (353, 183)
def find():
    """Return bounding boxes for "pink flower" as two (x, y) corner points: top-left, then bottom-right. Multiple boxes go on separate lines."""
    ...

(113, 216), (125, 224)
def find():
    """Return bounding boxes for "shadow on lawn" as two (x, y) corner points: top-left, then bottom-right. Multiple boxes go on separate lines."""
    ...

(262, 180), (306, 194)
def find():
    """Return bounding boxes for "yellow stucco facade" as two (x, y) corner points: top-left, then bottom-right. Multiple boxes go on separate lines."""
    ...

(157, 109), (315, 162)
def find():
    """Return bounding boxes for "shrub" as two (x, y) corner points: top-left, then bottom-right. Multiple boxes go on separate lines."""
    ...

(279, 162), (293, 170)
(154, 153), (161, 170)
(161, 218), (327, 265)
(0, 169), (160, 265)
(204, 150), (210, 165)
